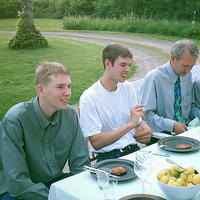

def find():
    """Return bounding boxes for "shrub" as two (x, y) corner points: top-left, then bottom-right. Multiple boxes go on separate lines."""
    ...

(0, 0), (21, 19)
(63, 16), (200, 40)
(9, 18), (48, 49)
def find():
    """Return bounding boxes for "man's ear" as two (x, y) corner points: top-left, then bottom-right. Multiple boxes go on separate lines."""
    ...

(170, 55), (176, 62)
(36, 84), (44, 96)
(104, 59), (112, 69)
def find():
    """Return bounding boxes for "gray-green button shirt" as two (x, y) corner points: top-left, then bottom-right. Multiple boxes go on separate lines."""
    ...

(141, 62), (200, 133)
(0, 97), (90, 200)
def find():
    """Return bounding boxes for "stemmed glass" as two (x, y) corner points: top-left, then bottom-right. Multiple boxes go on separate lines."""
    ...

(134, 150), (153, 193)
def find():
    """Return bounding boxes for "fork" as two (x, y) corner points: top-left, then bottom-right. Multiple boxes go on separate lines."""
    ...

(140, 150), (169, 157)
(83, 166), (118, 178)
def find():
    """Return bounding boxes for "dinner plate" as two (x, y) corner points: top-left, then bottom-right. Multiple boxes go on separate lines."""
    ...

(118, 194), (166, 200)
(158, 136), (200, 152)
(91, 158), (136, 181)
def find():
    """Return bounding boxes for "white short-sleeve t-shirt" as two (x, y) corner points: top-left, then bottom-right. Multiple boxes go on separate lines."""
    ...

(79, 80), (138, 153)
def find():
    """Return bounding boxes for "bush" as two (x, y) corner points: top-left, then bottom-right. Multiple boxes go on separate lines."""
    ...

(33, 0), (63, 19)
(0, 0), (21, 19)
(9, 18), (48, 49)
(63, 16), (200, 40)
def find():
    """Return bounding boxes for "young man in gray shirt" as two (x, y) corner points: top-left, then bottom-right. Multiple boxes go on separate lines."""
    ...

(0, 61), (90, 200)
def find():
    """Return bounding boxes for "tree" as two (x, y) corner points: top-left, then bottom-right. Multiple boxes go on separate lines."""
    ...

(9, 0), (48, 49)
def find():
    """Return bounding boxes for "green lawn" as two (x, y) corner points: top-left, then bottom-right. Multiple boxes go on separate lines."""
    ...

(0, 18), (189, 43)
(1, 18), (199, 120)
(0, 18), (65, 31)
(0, 33), (106, 119)
(0, 18), (138, 120)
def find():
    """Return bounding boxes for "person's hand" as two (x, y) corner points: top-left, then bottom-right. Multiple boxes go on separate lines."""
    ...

(134, 120), (152, 144)
(128, 105), (145, 128)
(173, 122), (187, 134)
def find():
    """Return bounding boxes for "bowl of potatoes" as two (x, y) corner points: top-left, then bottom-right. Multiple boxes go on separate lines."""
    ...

(157, 164), (200, 200)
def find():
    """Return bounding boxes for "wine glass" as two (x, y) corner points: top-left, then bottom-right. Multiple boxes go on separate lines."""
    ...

(134, 150), (153, 193)
(96, 168), (111, 189)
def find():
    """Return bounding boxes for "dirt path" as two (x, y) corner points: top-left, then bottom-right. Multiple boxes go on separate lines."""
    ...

(44, 31), (171, 81)
(1, 31), (199, 81)
(39, 31), (200, 80)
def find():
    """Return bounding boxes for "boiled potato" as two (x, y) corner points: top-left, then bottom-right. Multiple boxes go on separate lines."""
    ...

(168, 179), (176, 186)
(160, 175), (169, 184)
(168, 176), (177, 181)
(157, 164), (200, 187)
(157, 170), (168, 180)
(193, 174), (200, 185)
(176, 178), (185, 186)
(180, 172), (188, 181)
(187, 174), (195, 183)
(169, 164), (181, 171)
(185, 167), (195, 174)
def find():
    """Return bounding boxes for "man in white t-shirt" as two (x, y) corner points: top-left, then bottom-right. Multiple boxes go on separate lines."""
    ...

(79, 44), (152, 161)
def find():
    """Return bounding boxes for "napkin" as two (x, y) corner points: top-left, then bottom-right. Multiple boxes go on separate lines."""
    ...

(188, 117), (200, 130)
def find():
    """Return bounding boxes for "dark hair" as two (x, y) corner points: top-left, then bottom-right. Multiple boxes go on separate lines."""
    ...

(102, 44), (133, 69)
(171, 40), (199, 60)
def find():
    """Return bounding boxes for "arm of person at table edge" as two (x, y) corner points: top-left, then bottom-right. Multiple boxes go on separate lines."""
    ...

(89, 105), (152, 150)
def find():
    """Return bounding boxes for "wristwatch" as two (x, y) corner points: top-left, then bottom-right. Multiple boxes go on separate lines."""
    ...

(137, 115), (143, 126)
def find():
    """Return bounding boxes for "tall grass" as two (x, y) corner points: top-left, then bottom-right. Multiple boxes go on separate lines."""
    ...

(63, 16), (200, 40)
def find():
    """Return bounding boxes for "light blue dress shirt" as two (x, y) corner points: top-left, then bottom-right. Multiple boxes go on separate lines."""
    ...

(141, 62), (200, 133)
(194, 78), (200, 108)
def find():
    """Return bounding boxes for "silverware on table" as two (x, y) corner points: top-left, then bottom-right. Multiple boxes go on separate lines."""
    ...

(158, 144), (168, 149)
(166, 158), (198, 173)
(141, 150), (169, 157)
(83, 165), (118, 178)
(165, 158), (185, 169)
(151, 152), (170, 157)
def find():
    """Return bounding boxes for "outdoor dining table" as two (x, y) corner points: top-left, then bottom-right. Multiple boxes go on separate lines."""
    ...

(48, 126), (200, 200)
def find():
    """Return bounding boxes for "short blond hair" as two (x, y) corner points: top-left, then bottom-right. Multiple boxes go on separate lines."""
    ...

(35, 61), (70, 85)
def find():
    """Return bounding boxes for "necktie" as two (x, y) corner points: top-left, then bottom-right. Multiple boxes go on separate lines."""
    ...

(174, 76), (184, 123)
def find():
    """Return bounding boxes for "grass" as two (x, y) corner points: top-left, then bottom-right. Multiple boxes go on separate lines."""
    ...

(1, 17), (199, 119)
(0, 18), (193, 43)
(63, 16), (200, 40)
(0, 33), (100, 119)
(0, 32), (136, 120)
(0, 18), (65, 31)
(2, 18), (200, 46)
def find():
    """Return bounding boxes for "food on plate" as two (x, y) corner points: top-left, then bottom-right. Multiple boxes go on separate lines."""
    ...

(111, 166), (127, 176)
(157, 164), (200, 187)
(175, 144), (191, 149)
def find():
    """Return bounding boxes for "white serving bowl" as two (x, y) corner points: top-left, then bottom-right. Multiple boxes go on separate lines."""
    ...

(157, 179), (200, 200)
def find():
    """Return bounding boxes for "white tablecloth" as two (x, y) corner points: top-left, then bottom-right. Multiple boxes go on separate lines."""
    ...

(48, 126), (200, 200)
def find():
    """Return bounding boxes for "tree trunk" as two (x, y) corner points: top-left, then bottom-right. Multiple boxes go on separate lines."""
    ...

(22, 0), (34, 30)
(8, 0), (48, 49)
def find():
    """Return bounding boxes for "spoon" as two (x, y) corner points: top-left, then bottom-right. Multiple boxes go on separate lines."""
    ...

(166, 158), (198, 173)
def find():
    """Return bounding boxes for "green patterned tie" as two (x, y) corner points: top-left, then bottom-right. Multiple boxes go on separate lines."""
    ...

(174, 76), (184, 123)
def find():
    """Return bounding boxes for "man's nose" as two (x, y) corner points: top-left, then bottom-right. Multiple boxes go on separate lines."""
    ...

(64, 87), (71, 95)
(125, 65), (131, 72)
(186, 67), (192, 73)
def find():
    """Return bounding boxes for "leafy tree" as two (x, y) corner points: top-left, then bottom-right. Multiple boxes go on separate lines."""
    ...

(9, 0), (48, 49)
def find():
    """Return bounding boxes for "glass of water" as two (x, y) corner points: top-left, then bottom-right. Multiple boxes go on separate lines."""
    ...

(96, 168), (111, 189)
(134, 150), (153, 193)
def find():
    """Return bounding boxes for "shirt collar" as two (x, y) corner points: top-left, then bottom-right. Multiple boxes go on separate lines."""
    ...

(166, 61), (179, 83)
(33, 97), (58, 129)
